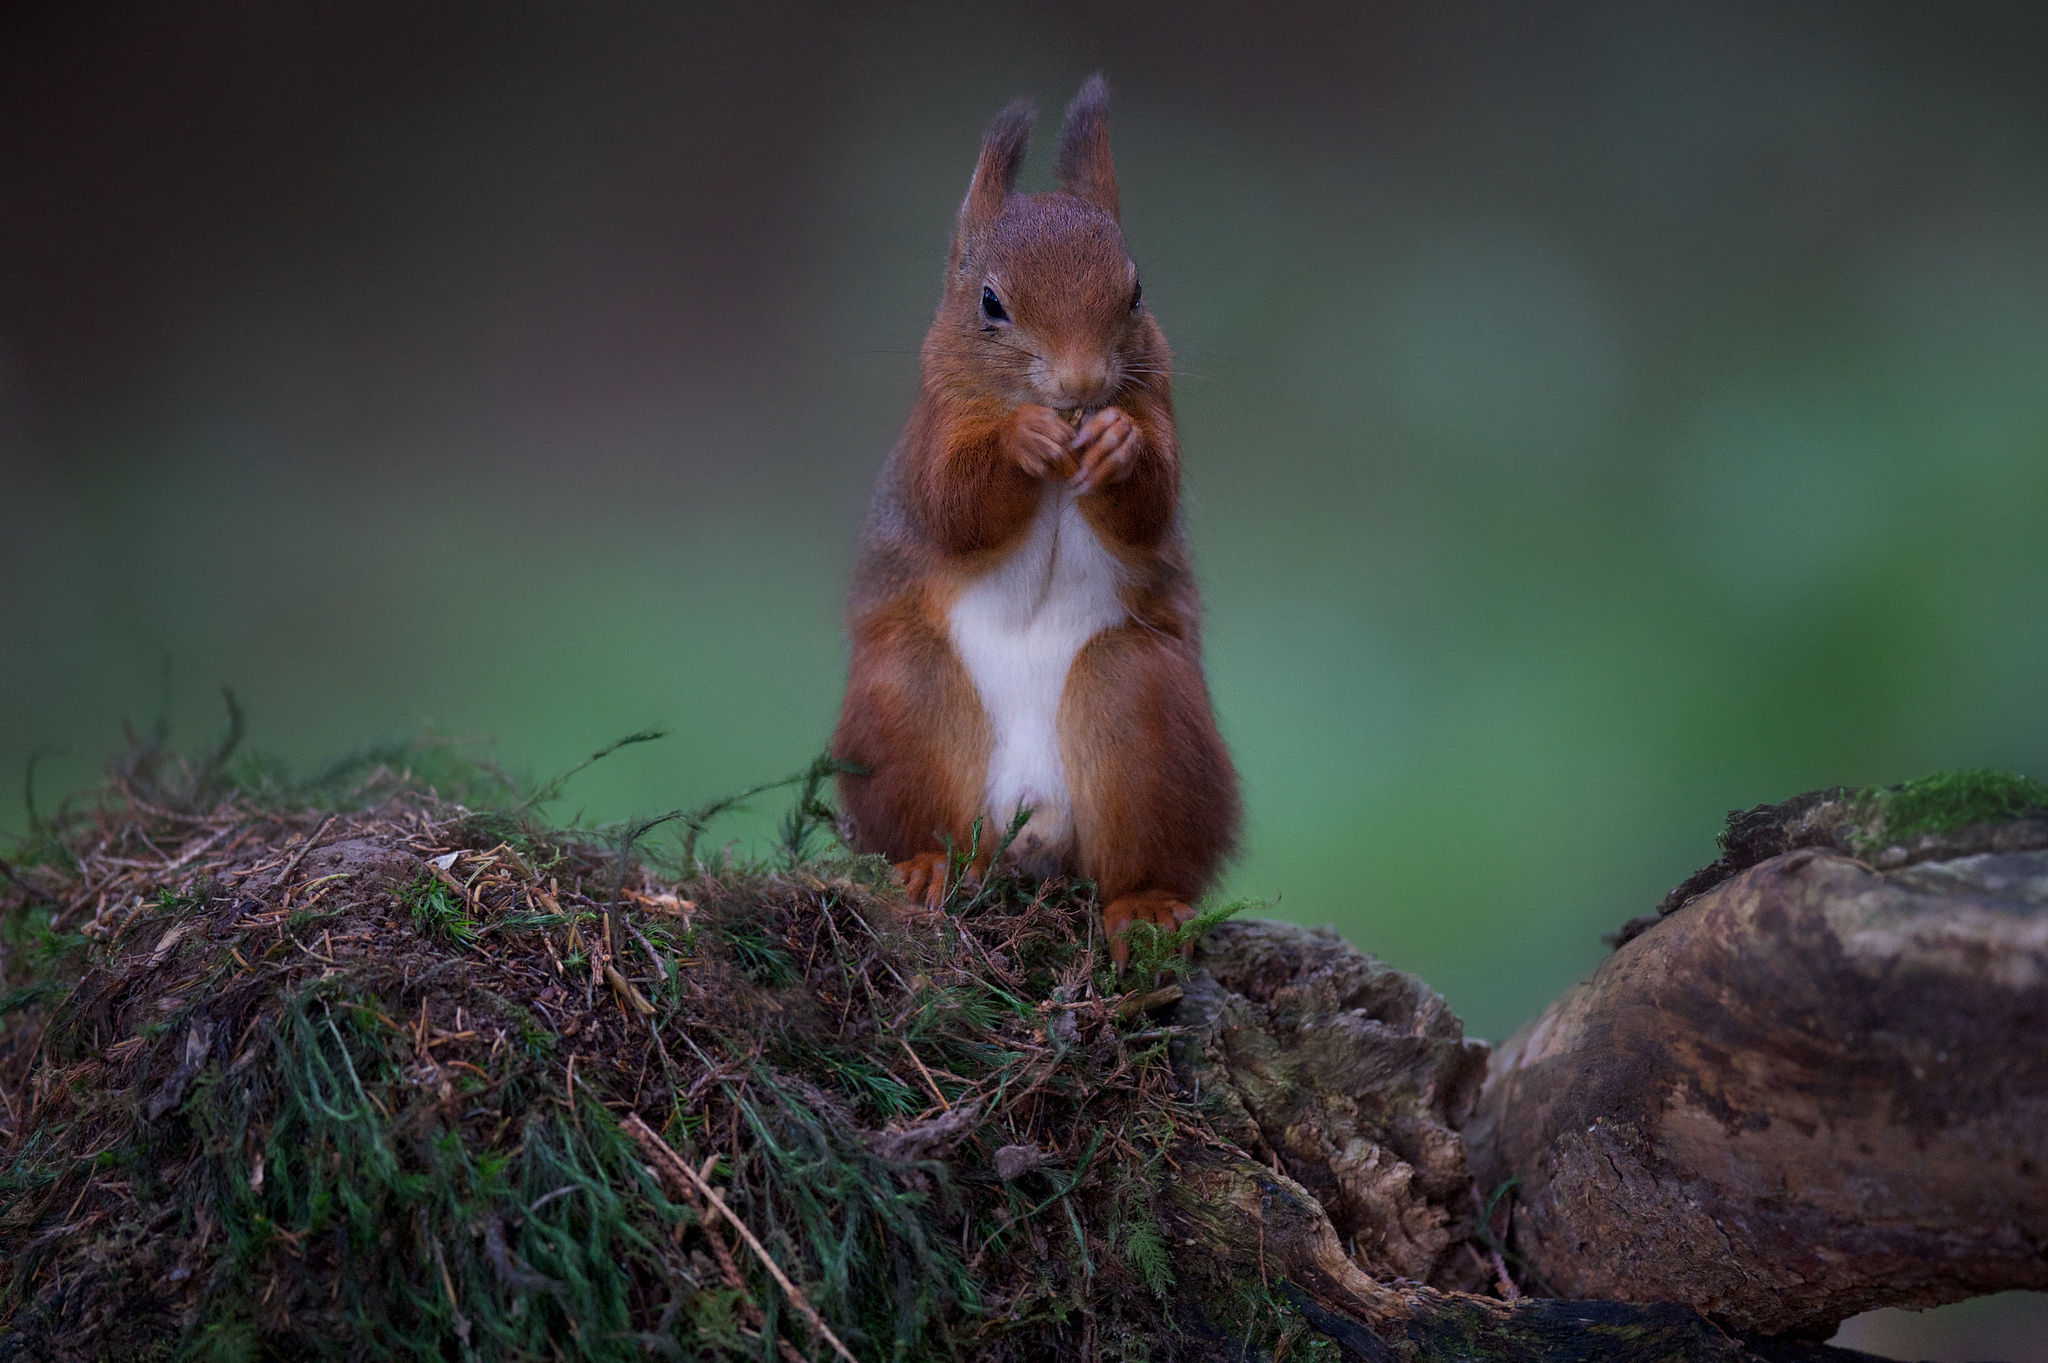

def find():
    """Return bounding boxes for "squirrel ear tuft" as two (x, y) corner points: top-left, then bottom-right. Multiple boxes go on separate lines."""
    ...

(1055, 73), (1118, 219)
(961, 98), (1035, 236)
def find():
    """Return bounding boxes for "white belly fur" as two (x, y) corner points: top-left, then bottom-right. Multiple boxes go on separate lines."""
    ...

(947, 485), (1127, 877)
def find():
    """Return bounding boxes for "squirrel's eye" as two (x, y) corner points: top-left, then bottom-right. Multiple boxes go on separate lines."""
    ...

(981, 286), (1008, 323)
(1130, 279), (1142, 311)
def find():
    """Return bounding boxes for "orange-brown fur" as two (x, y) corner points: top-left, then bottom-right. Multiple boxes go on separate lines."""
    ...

(831, 76), (1240, 963)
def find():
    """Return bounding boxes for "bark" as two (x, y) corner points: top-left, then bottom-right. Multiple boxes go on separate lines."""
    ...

(1168, 921), (1879, 1360)
(1160, 1145), (1870, 1362)
(1177, 920), (1493, 1290)
(1464, 844), (2048, 1336)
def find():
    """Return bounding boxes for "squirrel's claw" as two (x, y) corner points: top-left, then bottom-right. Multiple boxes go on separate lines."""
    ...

(1070, 407), (1139, 494)
(1102, 890), (1196, 970)
(1006, 404), (1076, 479)
(894, 852), (954, 909)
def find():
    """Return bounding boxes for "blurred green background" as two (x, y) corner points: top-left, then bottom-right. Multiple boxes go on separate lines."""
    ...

(3, 4), (2046, 1352)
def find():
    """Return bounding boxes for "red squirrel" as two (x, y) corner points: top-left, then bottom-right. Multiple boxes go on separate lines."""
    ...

(832, 75), (1240, 966)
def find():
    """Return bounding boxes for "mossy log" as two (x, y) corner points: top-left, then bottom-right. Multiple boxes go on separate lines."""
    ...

(1465, 839), (2048, 1336)
(1167, 924), (1879, 1363)
(4, 754), (2043, 1360)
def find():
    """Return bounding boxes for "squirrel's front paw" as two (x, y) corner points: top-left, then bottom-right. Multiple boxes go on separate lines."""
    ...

(1070, 407), (1140, 493)
(1004, 404), (1077, 480)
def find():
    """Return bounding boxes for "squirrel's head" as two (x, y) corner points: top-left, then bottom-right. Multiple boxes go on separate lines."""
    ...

(927, 75), (1165, 412)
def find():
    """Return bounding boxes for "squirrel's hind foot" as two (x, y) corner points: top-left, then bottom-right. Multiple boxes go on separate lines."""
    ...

(1102, 890), (1197, 970)
(893, 851), (956, 910)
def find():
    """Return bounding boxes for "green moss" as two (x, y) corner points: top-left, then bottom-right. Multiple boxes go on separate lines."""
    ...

(1110, 1170), (1176, 1300)
(1096, 898), (1251, 993)
(183, 1319), (261, 1363)
(1857, 767), (2048, 849)
(1201, 1283), (1347, 1362)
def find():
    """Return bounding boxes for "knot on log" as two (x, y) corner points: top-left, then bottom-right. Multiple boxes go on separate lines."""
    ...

(1176, 920), (1493, 1288)
(1470, 844), (2048, 1335)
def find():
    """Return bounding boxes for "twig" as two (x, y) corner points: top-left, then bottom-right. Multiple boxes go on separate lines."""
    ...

(1113, 983), (1183, 1019)
(430, 1235), (473, 1348)
(269, 815), (338, 890)
(624, 1113), (858, 1363)
(164, 825), (231, 871)
(676, 1161), (782, 1343)
(429, 860), (484, 913)
(623, 915), (671, 983)
(604, 961), (655, 1015)
(899, 1037), (952, 1112)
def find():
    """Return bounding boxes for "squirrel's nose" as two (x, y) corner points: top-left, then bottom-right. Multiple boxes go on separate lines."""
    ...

(1045, 356), (1114, 409)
